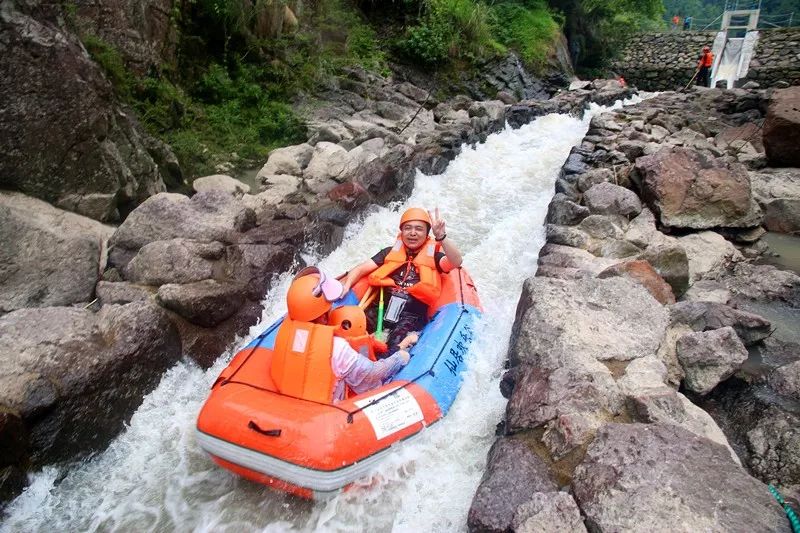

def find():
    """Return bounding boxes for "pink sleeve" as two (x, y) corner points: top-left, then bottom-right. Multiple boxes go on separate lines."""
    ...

(331, 338), (406, 395)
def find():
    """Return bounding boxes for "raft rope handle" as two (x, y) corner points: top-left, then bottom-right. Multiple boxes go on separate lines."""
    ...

(248, 421), (282, 437)
(769, 484), (800, 533)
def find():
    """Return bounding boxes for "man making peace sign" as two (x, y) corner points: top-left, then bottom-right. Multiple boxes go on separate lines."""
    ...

(340, 207), (463, 355)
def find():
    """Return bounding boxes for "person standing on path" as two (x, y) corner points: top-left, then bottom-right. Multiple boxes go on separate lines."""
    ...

(697, 45), (714, 87)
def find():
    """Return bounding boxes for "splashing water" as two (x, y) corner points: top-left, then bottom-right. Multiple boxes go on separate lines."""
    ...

(3, 97), (642, 533)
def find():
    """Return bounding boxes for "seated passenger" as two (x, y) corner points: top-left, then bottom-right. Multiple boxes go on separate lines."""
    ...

(271, 268), (409, 404)
(340, 207), (463, 354)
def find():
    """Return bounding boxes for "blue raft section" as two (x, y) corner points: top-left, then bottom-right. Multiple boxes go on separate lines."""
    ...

(238, 291), (482, 417)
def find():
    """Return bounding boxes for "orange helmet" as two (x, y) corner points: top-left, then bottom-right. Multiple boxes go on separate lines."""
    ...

(399, 207), (431, 230)
(286, 274), (332, 322)
(329, 306), (367, 337)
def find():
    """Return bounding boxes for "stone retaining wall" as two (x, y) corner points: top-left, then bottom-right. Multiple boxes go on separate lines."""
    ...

(614, 27), (800, 91)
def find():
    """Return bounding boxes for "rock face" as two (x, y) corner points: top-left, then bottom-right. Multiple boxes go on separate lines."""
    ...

(676, 327), (749, 395)
(749, 168), (800, 234)
(763, 87), (800, 167)
(467, 437), (558, 533)
(68, 0), (179, 76)
(572, 424), (789, 532)
(0, 302), (181, 464)
(508, 277), (669, 369)
(0, 192), (114, 314)
(0, 2), (174, 221)
(636, 147), (760, 229)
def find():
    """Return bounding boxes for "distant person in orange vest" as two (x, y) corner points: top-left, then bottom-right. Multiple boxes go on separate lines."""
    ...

(273, 268), (410, 403)
(697, 45), (714, 87)
(340, 207), (463, 354)
(672, 15), (680, 30)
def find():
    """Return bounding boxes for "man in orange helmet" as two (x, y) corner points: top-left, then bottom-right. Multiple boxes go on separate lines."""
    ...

(340, 207), (463, 354)
(697, 45), (714, 87)
(273, 267), (410, 403)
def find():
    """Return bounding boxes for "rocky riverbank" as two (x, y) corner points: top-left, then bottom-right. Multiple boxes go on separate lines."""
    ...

(0, 63), (634, 506)
(468, 86), (800, 531)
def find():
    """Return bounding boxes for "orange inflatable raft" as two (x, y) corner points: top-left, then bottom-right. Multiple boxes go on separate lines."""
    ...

(196, 268), (481, 499)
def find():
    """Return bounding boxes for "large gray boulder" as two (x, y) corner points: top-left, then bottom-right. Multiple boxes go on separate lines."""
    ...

(749, 167), (800, 234)
(676, 327), (748, 395)
(510, 492), (587, 533)
(156, 279), (248, 328)
(669, 301), (772, 346)
(0, 3), (172, 221)
(109, 191), (256, 266)
(506, 361), (624, 459)
(467, 437), (558, 533)
(572, 423), (789, 532)
(125, 238), (221, 285)
(769, 360), (800, 400)
(746, 407), (800, 488)
(0, 192), (114, 314)
(508, 277), (669, 369)
(676, 231), (743, 282)
(763, 86), (800, 167)
(0, 302), (181, 464)
(582, 182), (642, 218)
(636, 147), (761, 229)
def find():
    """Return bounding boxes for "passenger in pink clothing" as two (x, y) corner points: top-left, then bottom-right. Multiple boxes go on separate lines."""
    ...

(290, 266), (410, 402)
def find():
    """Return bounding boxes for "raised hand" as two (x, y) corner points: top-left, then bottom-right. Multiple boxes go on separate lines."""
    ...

(428, 207), (446, 240)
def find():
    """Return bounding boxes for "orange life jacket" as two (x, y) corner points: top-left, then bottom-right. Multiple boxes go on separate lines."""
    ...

(700, 51), (714, 67)
(367, 236), (442, 306)
(270, 318), (336, 404)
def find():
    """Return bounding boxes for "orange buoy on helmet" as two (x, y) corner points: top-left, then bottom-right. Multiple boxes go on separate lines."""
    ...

(399, 208), (432, 231)
(286, 274), (332, 322)
(329, 306), (368, 337)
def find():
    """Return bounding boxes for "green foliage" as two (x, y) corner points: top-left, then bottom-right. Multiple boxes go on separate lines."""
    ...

(399, 0), (501, 64)
(82, 34), (130, 93)
(398, 0), (560, 70)
(489, 1), (560, 69)
(116, 57), (307, 178)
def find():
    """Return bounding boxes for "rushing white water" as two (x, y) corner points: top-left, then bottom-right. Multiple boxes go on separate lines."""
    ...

(3, 97), (641, 533)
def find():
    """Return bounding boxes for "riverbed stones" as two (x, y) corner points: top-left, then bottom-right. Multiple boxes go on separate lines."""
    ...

(125, 238), (220, 285)
(636, 146), (761, 229)
(546, 193), (590, 225)
(583, 182), (642, 218)
(193, 174), (250, 196)
(508, 277), (669, 369)
(769, 360), (800, 400)
(638, 241), (691, 297)
(746, 407), (800, 488)
(597, 260), (676, 305)
(676, 327), (748, 395)
(258, 143), (314, 177)
(572, 423), (789, 533)
(510, 492), (587, 533)
(669, 301), (771, 346)
(109, 191), (256, 260)
(676, 231), (743, 282)
(0, 192), (114, 314)
(467, 437), (558, 533)
(0, 302), (181, 464)
(763, 86), (800, 167)
(156, 279), (248, 327)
